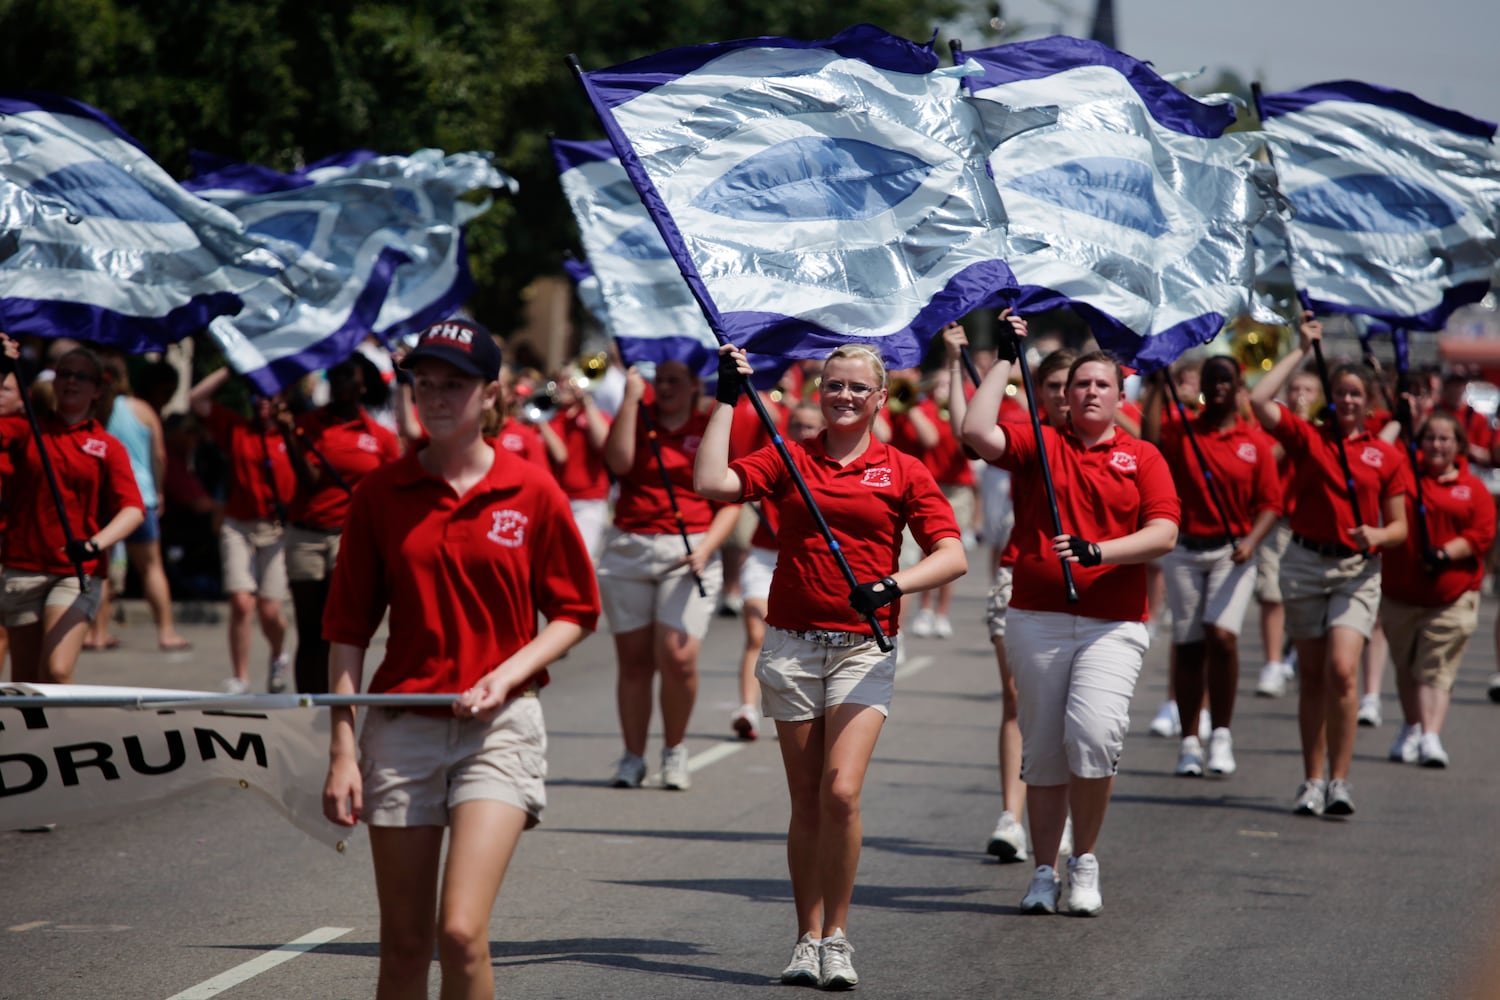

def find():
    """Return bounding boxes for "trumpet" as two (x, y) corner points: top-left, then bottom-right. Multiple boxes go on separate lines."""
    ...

(885, 376), (922, 415)
(521, 381), (561, 424)
(566, 351), (610, 392)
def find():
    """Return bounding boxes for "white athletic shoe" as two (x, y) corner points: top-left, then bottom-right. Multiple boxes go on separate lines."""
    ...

(819, 930), (858, 990)
(1149, 700), (1181, 738)
(661, 745), (691, 790)
(1206, 728), (1236, 776)
(910, 608), (937, 638)
(1293, 779), (1326, 816)
(266, 653), (290, 694)
(932, 614), (955, 639)
(222, 677), (251, 696)
(610, 753), (647, 788)
(1357, 694), (1382, 728)
(1067, 853), (1103, 916)
(1175, 736), (1204, 777)
(780, 933), (820, 986)
(1256, 661), (1288, 698)
(986, 810), (1028, 863)
(1020, 865), (1061, 914)
(1389, 723), (1422, 763)
(1418, 732), (1450, 768)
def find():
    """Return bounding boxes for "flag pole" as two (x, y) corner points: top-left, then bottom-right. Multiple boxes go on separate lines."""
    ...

(637, 400), (707, 597)
(569, 53), (894, 650)
(0, 691), (462, 710)
(1163, 376), (1240, 543)
(7, 359), (92, 592)
(1012, 336), (1080, 603)
(1390, 327), (1435, 559)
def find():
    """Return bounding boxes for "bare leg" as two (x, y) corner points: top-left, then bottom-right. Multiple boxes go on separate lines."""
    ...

(738, 599), (767, 707)
(817, 704), (885, 935)
(1360, 620), (1388, 700)
(1066, 775), (1114, 857)
(1295, 635), (1329, 780)
(934, 580), (954, 618)
(1260, 600), (1285, 665)
(991, 636), (1025, 818)
(7, 622), (43, 684)
(1325, 627), (1366, 781)
(437, 800), (528, 1000)
(369, 825), (443, 1000)
(0, 623), (9, 679)
(1391, 626), (1420, 727)
(1026, 784), (1069, 869)
(1204, 626), (1239, 729)
(256, 596), (287, 657)
(227, 592), (256, 685)
(1173, 641), (1206, 736)
(656, 626), (700, 748)
(1418, 684), (1453, 736)
(776, 717), (826, 936)
(39, 604), (92, 684)
(88, 579), (113, 649)
(613, 627), (656, 757)
(127, 540), (188, 648)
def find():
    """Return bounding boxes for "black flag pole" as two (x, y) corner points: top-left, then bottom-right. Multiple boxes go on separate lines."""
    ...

(8, 360), (92, 591)
(570, 53), (894, 650)
(1390, 327), (1435, 560)
(1012, 337), (1080, 603)
(1164, 376), (1240, 544)
(638, 400), (707, 598)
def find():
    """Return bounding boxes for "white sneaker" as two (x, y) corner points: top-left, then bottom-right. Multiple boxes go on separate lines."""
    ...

(910, 608), (936, 638)
(267, 653), (290, 694)
(1149, 700), (1181, 738)
(1489, 672), (1500, 704)
(779, 933), (820, 986)
(819, 929), (858, 990)
(1206, 728), (1236, 775)
(1020, 865), (1061, 914)
(222, 677), (251, 695)
(1293, 779), (1326, 816)
(730, 704), (760, 741)
(1066, 853), (1102, 916)
(932, 614), (955, 639)
(1324, 778), (1355, 816)
(1418, 732), (1450, 768)
(1058, 816), (1074, 858)
(1175, 735), (1204, 777)
(986, 810), (1028, 863)
(661, 745), (691, 790)
(1256, 661), (1288, 698)
(610, 753), (647, 788)
(1357, 693), (1382, 728)
(1389, 723), (1422, 763)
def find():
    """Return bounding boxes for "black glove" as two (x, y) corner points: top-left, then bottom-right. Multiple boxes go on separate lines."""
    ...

(65, 537), (101, 565)
(1062, 536), (1103, 567)
(995, 324), (1020, 364)
(849, 576), (902, 616)
(1422, 546), (1451, 576)
(715, 351), (743, 406)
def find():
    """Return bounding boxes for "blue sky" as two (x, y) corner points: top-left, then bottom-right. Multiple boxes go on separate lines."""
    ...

(982, 0), (1500, 121)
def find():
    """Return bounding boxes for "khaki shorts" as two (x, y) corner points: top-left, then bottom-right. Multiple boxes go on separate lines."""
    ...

(1254, 520), (1292, 604)
(568, 498), (610, 562)
(985, 564), (1015, 639)
(1279, 541), (1382, 640)
(942, 483), (976, 539)
(1005, 609), (1150, 785)
(220, 517), (288, 600)
(358, 694), (547, 829)
(728, 503), (759, 549)
(980, 464), (1014, 550)
(285, 524), (342, 583)
(740, 545), (777, 603)
(0, 568), (103, 627)
(1162, 544), (1257, 644)
(1381, 591), (1480, 693)
(596, 529), (722, 638)
(757, 627), (896, 721)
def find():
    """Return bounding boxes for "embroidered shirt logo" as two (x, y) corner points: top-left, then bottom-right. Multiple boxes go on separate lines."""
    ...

(1236, 442), (1258, 464)
(357, 433), (380, 454)
(487, 509), (527, 548)
(681, 434), (703, 455)
(1452, 485), (1473, 501)
(500, 432), (525, 453)
(1359, 446), (1383, 468)
(862, 467), (893, 488)
(81, 438), (108, 459)
(1109, 450), (1137, 473)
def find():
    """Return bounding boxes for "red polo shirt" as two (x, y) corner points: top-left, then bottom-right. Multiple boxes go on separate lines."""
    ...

(0, 413), (144, 576)
(207, 404), (296, 522)
(323, 444), (600, 696)
(494, 418), (551, 473)
(1270, 405), (1408, 548)
(547, 406), (611, 501)
(287, 408), (400, 529)
(613, 406), (716, 534)
(1383, 465), (1496, 605)
(728, 394), (787, 461)
(998, 424), (1179, 621)
(1458, 404), (1495, 462)
(890, 399), (975, 488)
(731, 434), (960, 635)
(1158, 416), (1281, 539)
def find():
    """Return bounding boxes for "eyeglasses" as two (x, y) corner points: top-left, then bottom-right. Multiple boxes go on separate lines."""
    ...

(821, 379), (877, 399)
(53, 369), (98, 384)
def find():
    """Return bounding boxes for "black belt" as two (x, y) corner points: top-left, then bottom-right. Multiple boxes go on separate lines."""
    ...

(290, 521), (339, 534)
(1291, 532), (1360, 559)
(1180, 534), (1234, 551)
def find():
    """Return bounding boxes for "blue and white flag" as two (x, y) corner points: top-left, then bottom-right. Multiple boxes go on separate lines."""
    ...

(575, 24), (1015, 370)
(186, 149), (514, 395)
(0, 93), (279, 351)
(1258, 81), (1500, 330)
(959, 36), (1273, 371)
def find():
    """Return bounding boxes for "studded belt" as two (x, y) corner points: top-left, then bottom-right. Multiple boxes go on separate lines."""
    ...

(773, 626), (868, 648)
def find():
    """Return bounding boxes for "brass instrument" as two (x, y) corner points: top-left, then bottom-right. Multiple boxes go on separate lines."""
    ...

(522, 381), (561, 424)
(566, 350), (610, 392)
(885, 376), (921, 415)
(1226, 315), (1288, 379)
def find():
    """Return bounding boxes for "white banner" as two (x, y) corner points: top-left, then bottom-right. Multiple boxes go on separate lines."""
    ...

(0, 684), (356, 852)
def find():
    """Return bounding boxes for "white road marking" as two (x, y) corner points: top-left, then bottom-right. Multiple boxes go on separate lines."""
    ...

(7, 921), (49, 932)
(895, 654), (934, 682)
(163, 926), (352, 999)
(687, 740), (746, 773)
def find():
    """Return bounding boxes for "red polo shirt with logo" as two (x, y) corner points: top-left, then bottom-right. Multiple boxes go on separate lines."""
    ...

(613, 405), (716, 534)
(1158, 416), (1281, 539)
(998, 424), (1179, 621)
(288, 408), (400, 530)
(889, 399), (975, 488)
(731, 433), (960, 635)
(494, 417), (551, 473)
(206, 404), (296, 522)
(547, 406), (611, 501)
(0, 413), (144, 576)
(1270, 405), (1408, 548)
(1383, 465), (1496, 605)
(323, 444), (600, 696)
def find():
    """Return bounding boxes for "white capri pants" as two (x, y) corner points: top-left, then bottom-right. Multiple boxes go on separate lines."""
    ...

(1161, 544), (1257, 645)
(1005, 608), (1151, 786)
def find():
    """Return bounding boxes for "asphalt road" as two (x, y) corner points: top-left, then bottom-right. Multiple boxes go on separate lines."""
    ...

(4, 569), (1500, 1000)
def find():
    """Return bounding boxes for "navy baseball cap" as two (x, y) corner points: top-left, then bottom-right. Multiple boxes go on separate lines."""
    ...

(400, 318), (503, 381)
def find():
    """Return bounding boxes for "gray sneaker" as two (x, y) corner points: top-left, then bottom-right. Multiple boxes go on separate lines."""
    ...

(1020, 865), (1061, 914)
(780, 933), (820, 986)
(661, 745), (691, 790)
(819, 930), (857, 990)
(610, 753), (647, 788)
(267, 652), (290, 694)
(1323, 778), (1355, 816)
(1293, 779), (1326, 816)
